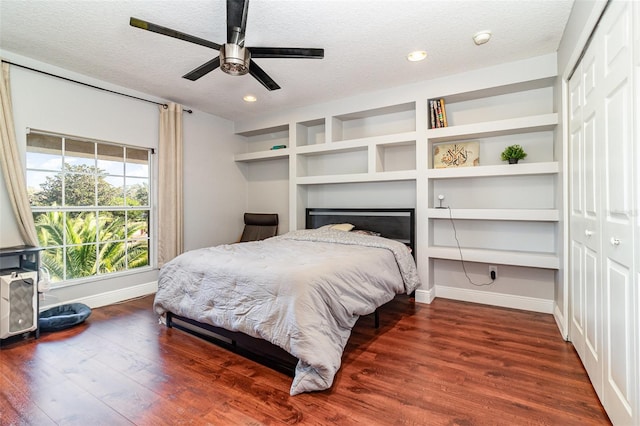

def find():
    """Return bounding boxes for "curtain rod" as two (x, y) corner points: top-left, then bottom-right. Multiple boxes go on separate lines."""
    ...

(2, 60), (193, 113)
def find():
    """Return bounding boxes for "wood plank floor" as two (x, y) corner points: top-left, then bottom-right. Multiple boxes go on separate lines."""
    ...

(1, 295), (610, 425)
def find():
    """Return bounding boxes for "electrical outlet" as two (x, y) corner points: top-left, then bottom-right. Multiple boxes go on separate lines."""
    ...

(489, 265), (497, 280)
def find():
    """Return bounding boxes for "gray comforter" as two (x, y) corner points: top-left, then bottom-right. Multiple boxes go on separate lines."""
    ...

(154, 228), (420, 395)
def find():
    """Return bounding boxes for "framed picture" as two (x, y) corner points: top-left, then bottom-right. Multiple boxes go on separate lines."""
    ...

(433, 141), (479, 168)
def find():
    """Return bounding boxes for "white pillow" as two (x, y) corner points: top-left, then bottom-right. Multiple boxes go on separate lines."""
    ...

(319, 223), (355, 232)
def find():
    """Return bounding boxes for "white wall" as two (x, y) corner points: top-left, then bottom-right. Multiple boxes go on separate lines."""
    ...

(183, 110), (247, 249)
(0, 51), (247, 308)
(245, 159), (290, 233)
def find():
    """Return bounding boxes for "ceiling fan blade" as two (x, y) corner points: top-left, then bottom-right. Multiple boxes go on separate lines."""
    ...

(182, 57), (221, 81)
(249, 60), (280, 91)
(249, 47), (324, 59)
(130, 17), (221, 50)
(227, 0), (249, 44)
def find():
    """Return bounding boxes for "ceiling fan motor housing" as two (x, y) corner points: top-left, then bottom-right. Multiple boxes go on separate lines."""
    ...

(220, 44), (251, 75)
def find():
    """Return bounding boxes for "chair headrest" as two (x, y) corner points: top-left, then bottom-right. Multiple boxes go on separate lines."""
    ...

(244, 213), (279, 226)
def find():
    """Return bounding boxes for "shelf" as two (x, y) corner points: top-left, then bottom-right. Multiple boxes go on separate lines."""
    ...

(426, 113), (558, 143)
(234, 149), (290, 163)
(428, 246), (559, 269)
(235, 123), (290, 159)
(297, 131), (416, 155)
(427, 208), (559, 221)
(296, 118), (326, 147)
(332, 102), (416, 142)
(427, 161), (558, 179)
(441, 76), (556, 104)
(296, 170), (417, 185)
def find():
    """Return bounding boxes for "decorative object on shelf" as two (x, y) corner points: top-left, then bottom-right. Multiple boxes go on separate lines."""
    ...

(270, 145), (287, 150)
(433, 141), (479, 168)
(500, 144), (527, 164)
(428, 98), (448, 128)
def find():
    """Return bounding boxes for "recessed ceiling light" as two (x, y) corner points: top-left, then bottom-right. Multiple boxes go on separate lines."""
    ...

(473, 30), (492, 46)
(243, 95), (257, 102)
(407, 50), (427, 62)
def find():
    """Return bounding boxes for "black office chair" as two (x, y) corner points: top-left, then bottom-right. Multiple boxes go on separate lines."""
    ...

(239, 213), (279, 242)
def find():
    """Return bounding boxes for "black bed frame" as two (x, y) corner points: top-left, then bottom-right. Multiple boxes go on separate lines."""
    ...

(165, 207), (416, 377)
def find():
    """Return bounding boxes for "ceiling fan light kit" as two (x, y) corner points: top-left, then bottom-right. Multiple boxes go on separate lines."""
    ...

(129, 0), (324, 91)
(220, 43), (250, 76)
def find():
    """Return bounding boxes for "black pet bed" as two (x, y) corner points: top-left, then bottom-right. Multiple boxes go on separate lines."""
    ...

(39, 303), (92, 332)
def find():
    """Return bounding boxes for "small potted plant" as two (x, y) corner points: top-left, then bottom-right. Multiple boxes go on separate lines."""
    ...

(501, 144), (527, 164)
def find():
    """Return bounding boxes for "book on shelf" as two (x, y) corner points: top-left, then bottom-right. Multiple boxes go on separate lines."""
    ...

(428, 98), (448, 129)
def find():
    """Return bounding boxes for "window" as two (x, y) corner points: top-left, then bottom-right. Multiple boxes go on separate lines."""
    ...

(26, 131), (152, 285)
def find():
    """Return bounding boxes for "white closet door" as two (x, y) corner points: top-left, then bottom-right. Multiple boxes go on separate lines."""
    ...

(569, 26), (603, 396)
(601, 2), (638, 424)
(600, 3), (637, 425)
(569, 2), (638, 424)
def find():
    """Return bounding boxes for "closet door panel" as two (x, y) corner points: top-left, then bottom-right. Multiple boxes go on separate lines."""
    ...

(570, 240), (585, 358)
(569, 37), (603, 391)
(581, 32), (605, 393)
(584, 248), (600, 362)
(599, 2), (636, 424)
(602, 1), (634, 262)
(604, 259), (634, 420)
(583, 244), (601, 393)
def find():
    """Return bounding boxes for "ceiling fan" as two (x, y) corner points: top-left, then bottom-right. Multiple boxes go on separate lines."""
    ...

(130, 0), (324, 91)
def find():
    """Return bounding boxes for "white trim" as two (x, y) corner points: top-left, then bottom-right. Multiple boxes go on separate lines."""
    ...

(554, 302), (569, 340)
(435, 285), (554, 314)
(562, 1), (609, 81)
(414, 287), (435, 304)
(41, 281), (157, 310)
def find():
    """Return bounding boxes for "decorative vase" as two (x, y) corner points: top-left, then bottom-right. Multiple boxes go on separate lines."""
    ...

(508, 158), (519, 164)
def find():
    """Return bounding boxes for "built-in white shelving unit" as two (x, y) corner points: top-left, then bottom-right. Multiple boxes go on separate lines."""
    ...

(233, 53), (561, 311)
(422, 69), (560, 282)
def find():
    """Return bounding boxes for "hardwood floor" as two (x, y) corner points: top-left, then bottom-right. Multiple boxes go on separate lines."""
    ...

(1, 295), (610, 425)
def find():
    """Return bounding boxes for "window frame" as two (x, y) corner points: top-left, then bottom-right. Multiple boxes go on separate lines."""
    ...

(26, 129), (155, 288)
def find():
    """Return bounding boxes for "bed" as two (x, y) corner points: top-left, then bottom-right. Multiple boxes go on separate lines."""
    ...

(154, 208), (420, 395)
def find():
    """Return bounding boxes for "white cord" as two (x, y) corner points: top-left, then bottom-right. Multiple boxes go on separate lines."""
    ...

(38, 266), (51, 292)
(445, 206), (495, 287)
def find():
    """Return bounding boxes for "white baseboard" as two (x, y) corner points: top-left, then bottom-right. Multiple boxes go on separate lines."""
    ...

(42, 281), (157, 310)
(434, 285), (554, 314)
(414, 288), (435, 304)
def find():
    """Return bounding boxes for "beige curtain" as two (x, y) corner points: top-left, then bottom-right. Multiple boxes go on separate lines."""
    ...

(0, 62), (39, 247)
(157, 102), (184, 266)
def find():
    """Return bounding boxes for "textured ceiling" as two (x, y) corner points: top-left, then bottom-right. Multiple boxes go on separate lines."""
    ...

(0, 0), (574, 122)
